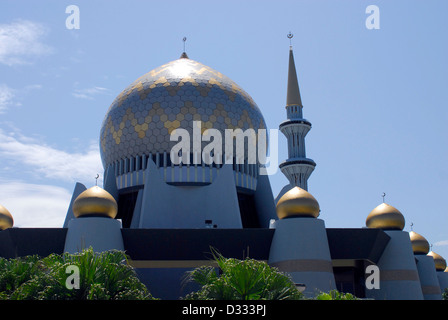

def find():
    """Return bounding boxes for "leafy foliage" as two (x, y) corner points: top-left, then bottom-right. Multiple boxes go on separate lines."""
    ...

(0, 248), (156, 300)
(0, 247), (362, 301)
(183, 249), (304, 300)
(443, 288), (448, 300)
(313, 290), (358, 300)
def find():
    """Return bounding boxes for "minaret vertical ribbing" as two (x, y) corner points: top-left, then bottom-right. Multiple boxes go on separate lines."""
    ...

(279, 46), (316, 191)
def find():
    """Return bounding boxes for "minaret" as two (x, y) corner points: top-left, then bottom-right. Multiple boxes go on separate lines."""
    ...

(279, 35), (316, 193)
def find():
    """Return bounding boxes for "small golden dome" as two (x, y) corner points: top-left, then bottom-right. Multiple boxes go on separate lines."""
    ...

(365, 203), (405, 230)
(409, 231), (430, 254)
(0, 204), (14, 230)
(72, 186), (118, 219)
(276, 186), (320, 219)
(428, 251), (447, 271)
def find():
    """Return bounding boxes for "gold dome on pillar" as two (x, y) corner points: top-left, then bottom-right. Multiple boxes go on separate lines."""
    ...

(72, 186), (118, 219)
(428, 251), (447, 271)
(276, 186), (320, 219)
(0, 204), (14, 230)
(365, 203), (405, 230)
(409, 231), (430, 254)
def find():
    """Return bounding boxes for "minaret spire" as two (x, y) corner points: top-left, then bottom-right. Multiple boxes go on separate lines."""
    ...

(278, 33), (316, 191)
(286, 41), (303, 107)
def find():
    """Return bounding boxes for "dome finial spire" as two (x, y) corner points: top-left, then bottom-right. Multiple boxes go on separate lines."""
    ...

(180, 37), (189, 59)
(287, 31), (293, 47)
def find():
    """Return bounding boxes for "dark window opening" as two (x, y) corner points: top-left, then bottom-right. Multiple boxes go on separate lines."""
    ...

(333, 261), (370, 298)
(237, 192), (260, 228)
(116, 190), (139, 228)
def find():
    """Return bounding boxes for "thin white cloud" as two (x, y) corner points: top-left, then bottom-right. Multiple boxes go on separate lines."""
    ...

(434, 240), (448, 247)
(72, 86), (110, 100)
(0, 180), (71, 227)
(0, 19), (53, 66)
(23, 84), (43, 91)
(0, 83), (44, 113)
(0, 129), (103, 185)
(0, 128), (104, 228)
(0, 84), (15, 113)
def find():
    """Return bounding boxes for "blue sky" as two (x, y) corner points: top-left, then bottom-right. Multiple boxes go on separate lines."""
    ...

(0, 1), (447, 257)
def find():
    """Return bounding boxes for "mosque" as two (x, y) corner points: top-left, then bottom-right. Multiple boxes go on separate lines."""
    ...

(0, 38), (447, 300)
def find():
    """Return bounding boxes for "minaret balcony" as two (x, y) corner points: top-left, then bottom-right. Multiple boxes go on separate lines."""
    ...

(279, 157), (316, 169)
(279, 119), (312, 138)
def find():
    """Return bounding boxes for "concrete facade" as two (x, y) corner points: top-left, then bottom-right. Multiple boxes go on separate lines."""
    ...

(268, 218), (336, 297)
(365, 230), (423, 300)
(64, 218), (124, 254)
(415, 255), (442, 300)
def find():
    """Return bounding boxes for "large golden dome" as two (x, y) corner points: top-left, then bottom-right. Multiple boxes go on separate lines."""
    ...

(0, 204), (13, 230)
(72, 186), (118, 219)
(100, 54), (266, 169)
(365, 203), (405, 230)
(276, 186), (320, 219)
(428, 251), (447, 271)
(409, 231), (430, 254)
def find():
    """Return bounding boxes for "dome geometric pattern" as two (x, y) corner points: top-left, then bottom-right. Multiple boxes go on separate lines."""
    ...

(100, 57), (266, 168)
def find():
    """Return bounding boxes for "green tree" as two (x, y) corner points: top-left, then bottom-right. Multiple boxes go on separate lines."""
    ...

(183, 249), (304, 300)
(0, 255), (41, 299)
(0, 248), (156, 300)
